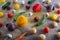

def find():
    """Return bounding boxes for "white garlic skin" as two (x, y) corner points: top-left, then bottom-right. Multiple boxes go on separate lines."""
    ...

(39, 34), (46, 40)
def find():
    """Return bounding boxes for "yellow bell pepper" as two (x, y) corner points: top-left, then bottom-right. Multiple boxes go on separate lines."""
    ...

(16, 15), (28, 27)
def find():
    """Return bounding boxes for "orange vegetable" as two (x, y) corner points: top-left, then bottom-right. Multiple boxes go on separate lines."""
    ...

(15, 32), (27, 40)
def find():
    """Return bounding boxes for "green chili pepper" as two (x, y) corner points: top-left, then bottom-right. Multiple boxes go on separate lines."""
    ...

(2, 2), (11, 10)
(13, 11), (25, 21)
(36, 16), (46, 26)
(28, 0), (35, 4)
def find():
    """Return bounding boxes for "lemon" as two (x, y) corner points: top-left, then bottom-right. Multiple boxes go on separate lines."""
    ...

(0, 12), (4, 18)
(14, 4), (20, 10)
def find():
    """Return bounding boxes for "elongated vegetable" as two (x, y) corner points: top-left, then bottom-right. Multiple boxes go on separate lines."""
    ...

(2, 2), (11, 10)
(36, 16), (46, 26)
(15, 32), (27, 40)
(13, 11), (25, 21)
(28, 0), (35, 4)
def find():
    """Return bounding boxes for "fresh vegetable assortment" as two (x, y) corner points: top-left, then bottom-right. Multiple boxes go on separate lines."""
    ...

(0, 0), (60, 40)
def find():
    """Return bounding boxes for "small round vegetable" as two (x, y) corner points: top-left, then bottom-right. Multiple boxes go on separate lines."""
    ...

(45, 12), (49, 18)
(7, 34), (12, 38)
(57, 3), (60, 8)
(34, 17), (39, 22)
(25, 4), (30, 9)
(13, 0), (17, 3)
(0, 12), (4, 18)
(32, 3), (42, 12)
(0, 22), (3, 28)
(44, 27), (50, 33)
(56, 32), (60, 39)
(57, 17), (60, 22)
(6, 23), (16, 31)
(16, 15), (28, 27)
(12, 9), (16, 14)
(45, 0), (51, 4)
(7, 12), (13, 18)
(0, 0), (6, 4)
(39, 34), (46, 40)
(51, 14), (57, 21)
(29, 12), (33, 16)
(57, 9), (60, 14)
(21, 0), (25, 5)
(6, 6), (11, 10)
(30, 28), (37, 34)
(52, 22), (58, 28)
(14, 4), (20, 10)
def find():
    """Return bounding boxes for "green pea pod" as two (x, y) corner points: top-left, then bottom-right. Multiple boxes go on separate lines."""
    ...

(2, 2), (11, 10)
(36, 16), (46, 26)
(13, 12), (25, 21)
(28, 0), (35, 4)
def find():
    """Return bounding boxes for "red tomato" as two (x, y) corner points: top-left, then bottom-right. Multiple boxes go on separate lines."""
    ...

(7, 13), (13, 18)
(57, 9), (60, 14)
(0, 22), (3, 27)
(32, 3), (42, 12)
(44, 27), (50, 33)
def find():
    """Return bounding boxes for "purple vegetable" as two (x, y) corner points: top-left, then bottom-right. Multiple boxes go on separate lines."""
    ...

(6, 23), (16, 31)
(46, 4), (55, 12)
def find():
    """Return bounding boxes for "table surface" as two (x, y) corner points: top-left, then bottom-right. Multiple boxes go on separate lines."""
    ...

(0, 0), (60, 40)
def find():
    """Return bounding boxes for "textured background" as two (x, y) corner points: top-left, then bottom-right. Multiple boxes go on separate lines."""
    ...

(0, 0), (60, 40)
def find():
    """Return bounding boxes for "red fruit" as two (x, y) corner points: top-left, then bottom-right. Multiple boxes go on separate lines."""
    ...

(6, 6), (11, 10)
(25, 4), (30, 9)
(57, 9), (60, 14)
(32, 3), (42, 12)
(0, 22), (3, 27)
(7, 13), (13, 18)
(44, 27), (50, 33)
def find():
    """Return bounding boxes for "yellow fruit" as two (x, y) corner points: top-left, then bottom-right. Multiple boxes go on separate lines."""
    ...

(0, 0), (6, 4)
(14, 4), (20, 10)
(0, 12), (4, 18)
(51, 14), (57, 21)
(16, 15), (28, 27)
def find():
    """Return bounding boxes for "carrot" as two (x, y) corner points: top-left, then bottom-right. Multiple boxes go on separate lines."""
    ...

(15, 32), (27, 40)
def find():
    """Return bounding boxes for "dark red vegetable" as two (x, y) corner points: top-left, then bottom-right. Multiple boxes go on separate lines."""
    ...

(6, 6), (11, 10)
(34, 17), (39, 22)
(25, 4), (30, 9)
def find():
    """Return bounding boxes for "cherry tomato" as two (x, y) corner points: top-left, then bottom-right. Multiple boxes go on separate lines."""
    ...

(32, 3), (42, 12)
(57, 9), (60, 14)
(7, 12), (13, 18)
(44, 27), (50, 33)
(0, 22), (3, 27)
